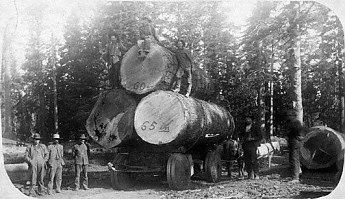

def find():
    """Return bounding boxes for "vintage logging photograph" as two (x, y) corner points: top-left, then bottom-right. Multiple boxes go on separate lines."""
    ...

(1, 0), (345, 198)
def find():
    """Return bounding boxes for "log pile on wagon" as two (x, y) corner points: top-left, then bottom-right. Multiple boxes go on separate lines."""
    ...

(86, 42), (235, 190)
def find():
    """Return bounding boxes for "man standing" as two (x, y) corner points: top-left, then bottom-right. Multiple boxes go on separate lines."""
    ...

(239, 115), (262, 180)
(73, 134), (90, 191)
(286, 110), (304, 182)
(107, 34), (126, 89)
(24, 133), (48, 196)
(47, 133), (65, 194)
(173, 40), (193, 97)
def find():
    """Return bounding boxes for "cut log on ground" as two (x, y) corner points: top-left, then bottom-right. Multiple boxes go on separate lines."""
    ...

(2, 144), (26, 164)
(300, 126), (345, 169)
(5, 163), (29, 183)
(120, 43), (215, 98)
(134, 91), (235, 149)
(85, 89), (137, 149)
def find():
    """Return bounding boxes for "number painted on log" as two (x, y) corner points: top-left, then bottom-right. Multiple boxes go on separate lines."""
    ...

(141, 121), (157, 131)
(159, 125), (170, 132)
(133, 82), (146, 90)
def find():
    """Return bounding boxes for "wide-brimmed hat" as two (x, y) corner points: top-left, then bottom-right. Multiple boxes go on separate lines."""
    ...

(53, 134), (60, 139)
(79, 134), (87, 140)
(33, 133), (41, 140)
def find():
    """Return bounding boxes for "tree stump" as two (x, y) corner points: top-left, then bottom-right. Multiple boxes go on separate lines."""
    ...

(300, 126), (345, 169)
(134, 90), (235, 149)
(85, 89), (137, 149)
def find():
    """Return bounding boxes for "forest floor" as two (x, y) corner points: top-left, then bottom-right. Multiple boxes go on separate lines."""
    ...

(8, 149), (339, 199)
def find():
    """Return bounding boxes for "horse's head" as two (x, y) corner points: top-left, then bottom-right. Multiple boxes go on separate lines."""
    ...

(225, 139), (239, 157)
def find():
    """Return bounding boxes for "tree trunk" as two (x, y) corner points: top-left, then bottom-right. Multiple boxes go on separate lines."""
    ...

(2, 23), (13, 139)
(336, 40), (344, 133)
(51, 36), (59, 135)
(300, 126), (345, 169)
(86, 89), (138, 149)
(134, 91), (235, 149)
(120, 43), (215, 99)
(290, 25), (303, 123)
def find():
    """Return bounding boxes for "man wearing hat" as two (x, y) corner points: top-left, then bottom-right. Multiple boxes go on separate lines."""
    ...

(47, 133), (65, 194)
(286, 110), (304, 182)
(137, 16), (159, 58)
(73, 134), (90, 191)
(239, 115), (262, 180)
(24, 133), (48, 196)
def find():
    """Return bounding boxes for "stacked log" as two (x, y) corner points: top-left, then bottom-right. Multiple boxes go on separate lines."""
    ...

(300, 126), (345, 169)
(120, 44), (178, 94)
(87, 43), (225, 150)
(85, 89), (138, 149)
(120, 43), (215, 99)
(134, 90), (235, 149)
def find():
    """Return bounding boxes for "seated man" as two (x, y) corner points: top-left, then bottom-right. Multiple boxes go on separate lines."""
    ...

(172, 40), (193, 97)
(137, 16), (159, 58)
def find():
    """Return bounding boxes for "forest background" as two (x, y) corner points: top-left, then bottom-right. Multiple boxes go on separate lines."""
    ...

(1, 0), (344, 144)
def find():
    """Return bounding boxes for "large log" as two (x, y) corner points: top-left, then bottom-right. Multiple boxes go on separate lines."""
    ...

(300, 126), (345, 169)
(120, 43), (215, 98)
(121, 44), (178, 94)
(134, 91), (235, 149)
(85, 89), (137, 149)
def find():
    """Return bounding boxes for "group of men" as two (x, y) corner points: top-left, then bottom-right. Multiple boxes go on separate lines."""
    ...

(239, 110), (303, 182)
(108, 16), (193, 97)
(24, 133), (90, 196)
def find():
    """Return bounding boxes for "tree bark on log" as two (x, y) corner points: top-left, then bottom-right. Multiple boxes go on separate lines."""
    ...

(85, 89), (138, 149)
(134, 91), (235, 149)
(300, 126), (345, 169)
(120, 43), (214, 98)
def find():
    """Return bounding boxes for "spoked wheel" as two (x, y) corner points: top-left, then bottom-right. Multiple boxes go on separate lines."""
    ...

(167, 153), (191, 190)
(110, 153), (133, 190)
(205, 150), (222, 183)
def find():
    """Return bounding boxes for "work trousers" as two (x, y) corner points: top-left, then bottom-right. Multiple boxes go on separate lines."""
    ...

(28, 161), (45, 195)
(289, 139), (301, 179)
(242, 141), (259, 178)
(109, 61), (121, 89)
(75, 164), (88, 189)
(48, 164), (62, 193)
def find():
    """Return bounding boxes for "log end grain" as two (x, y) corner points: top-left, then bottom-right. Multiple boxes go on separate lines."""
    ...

(134, 91), (187, 145)
(300, 126), (345, 169)
(86, 89), (137, 149)
(134, 91), (234, 147)
(121, 44), (176, 94)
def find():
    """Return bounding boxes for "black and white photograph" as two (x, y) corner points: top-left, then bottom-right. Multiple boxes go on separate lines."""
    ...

(1, 0), (345, 198)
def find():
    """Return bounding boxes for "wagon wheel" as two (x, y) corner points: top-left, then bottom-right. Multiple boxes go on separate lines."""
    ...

(205, 150), (222, 183)
(110, 153), (133, 190)
(167, 153), (191, 190)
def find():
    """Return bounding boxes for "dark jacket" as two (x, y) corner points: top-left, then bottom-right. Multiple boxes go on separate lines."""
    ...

(287, 119), (304, 141)
(239, 123), (262, 147)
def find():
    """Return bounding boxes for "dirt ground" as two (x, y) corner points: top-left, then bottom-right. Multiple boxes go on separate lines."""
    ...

(9, 151), (339, 199)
